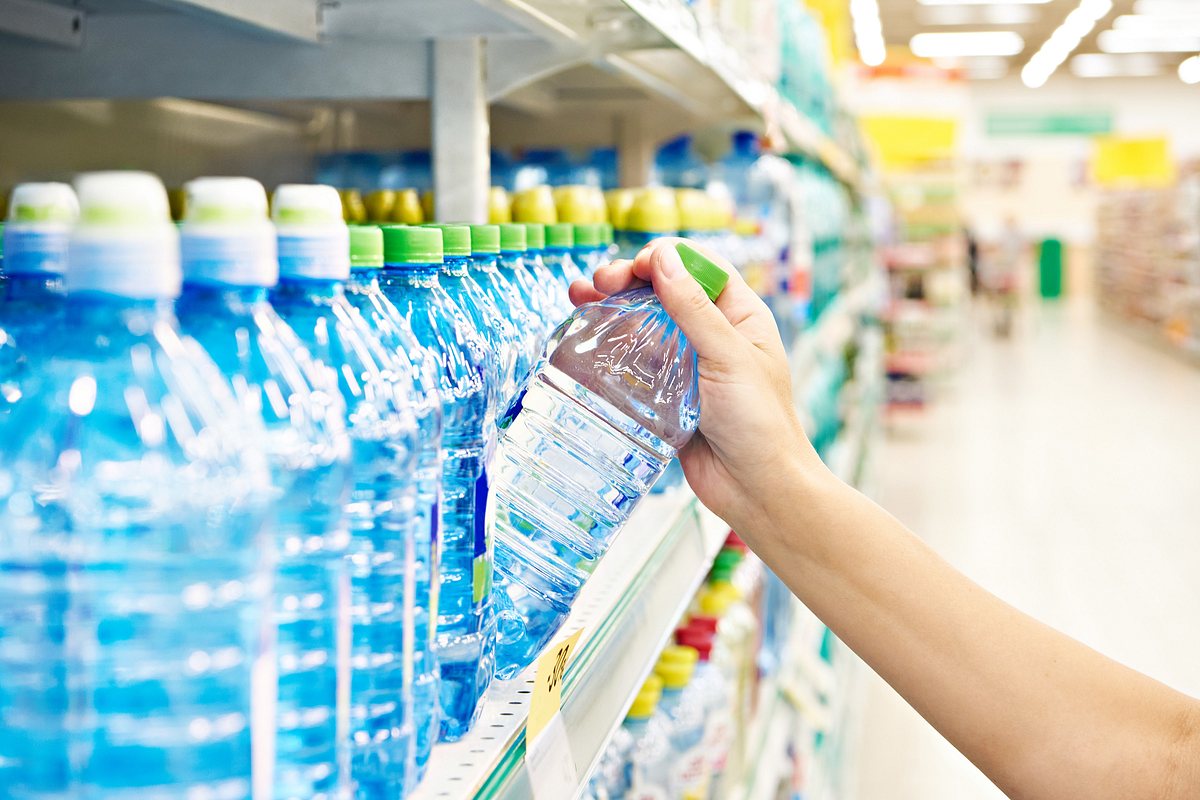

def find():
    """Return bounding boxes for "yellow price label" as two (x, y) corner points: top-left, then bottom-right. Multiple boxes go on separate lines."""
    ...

(526, 629), (582, 744)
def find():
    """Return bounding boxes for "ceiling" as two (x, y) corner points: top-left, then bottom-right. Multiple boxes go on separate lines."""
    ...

(873, 0), (1198, 81)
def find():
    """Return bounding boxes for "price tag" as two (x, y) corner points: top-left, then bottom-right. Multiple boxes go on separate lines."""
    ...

(525, 629), (583, 799)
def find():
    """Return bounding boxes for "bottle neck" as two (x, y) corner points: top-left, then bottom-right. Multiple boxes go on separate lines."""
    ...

(470, 253), (500, 273)
(273, 276), (346, 302)
(499, 251), (525, 270)
(441, 255), (471, 278)
(347, 268), (383, 291)
(65, 292), (175, 327)
(180, 281), (269, 310)
(4, 272), (64, 303)
(383, 263), (440, 289)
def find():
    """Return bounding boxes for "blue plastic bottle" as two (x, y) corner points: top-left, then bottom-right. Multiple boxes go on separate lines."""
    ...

(655, 647), (710, 796)
(491, 242), (728, 677)
(542, 223), (585, 295)
(467, 224), (536, 395)
(522, 222), (572, 324)
(0, 171), (274, 798)
(342, 224), (443, 784)
(0, 183), (77, 411)
(267, 186), (420, 800)
(498, 223), (551, 342)
(378, 225), (496, 740)
(570, 222), (606, 278)
(175, 178), (354, 800)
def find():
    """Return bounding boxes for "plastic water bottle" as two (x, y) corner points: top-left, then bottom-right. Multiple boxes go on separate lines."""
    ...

(623, 675), (674, 800)
(521, 223), (571, 323)
(491, 242), (728, 677)
(428, 224), (517, 405)
(0, 171), (274, 798)
(267, 186), (420, 799)
(467, 224), (536, 395)
(655, 646), (710, 797)
(676, 623), (734, 796)
(570, 222), (606, 277)
(542, 223), (586, 294)
(175, 177), (353, 800)
(378, 225), (496, 741)
(498, 223), (551, 338)
(342, 224), (443, 783)
(0, 183), (77, 411)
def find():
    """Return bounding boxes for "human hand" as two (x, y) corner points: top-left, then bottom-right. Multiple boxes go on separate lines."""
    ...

(568, 237), (827, 536)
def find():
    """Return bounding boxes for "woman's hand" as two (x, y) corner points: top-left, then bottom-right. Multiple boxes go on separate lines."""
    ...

(569, 237), (828, 536)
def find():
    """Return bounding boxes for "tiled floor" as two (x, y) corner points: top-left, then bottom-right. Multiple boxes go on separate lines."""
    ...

(845, 300), (1200, 800)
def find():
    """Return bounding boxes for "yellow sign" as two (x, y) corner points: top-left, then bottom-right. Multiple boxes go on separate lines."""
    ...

(1092, 136), (1176, 188)
(526, 629), (582, 743)
(860, 115), (959, 170)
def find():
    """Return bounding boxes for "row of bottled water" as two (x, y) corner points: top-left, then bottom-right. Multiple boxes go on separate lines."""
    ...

(0, 172), (726, 798)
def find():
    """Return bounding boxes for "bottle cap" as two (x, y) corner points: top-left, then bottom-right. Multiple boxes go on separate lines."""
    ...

(4, 181), (78, 276)
(523, 222), (546, 251)
(272, 184), (350, 281)
(469, 223), (500, 255)
(686, 614), (720, 635)
(498, 222), (526, 252)
(572, 222), (602, 249)
(392, 189), (424, 225)
(698, 584), (736, 617)
(365, 189), (397, 223)
(180, 176), (278, 287)
(488, 186), (512, 224)
(676, 188), (709, 233)
(339, 188), (367, 224)
(654, 646), (698, 689)
(545, 222), (574, 249)
(626, 674), (663, 720)
(511, 186), (557, 224)
(554, 185), (601, 224)
(420, 189), (435, 222)
(349, 224), (384, 269)
(605, 188), (635, 230)
(69, 171), (181, 299)
(675, 626), (714, 661)
(713, 548), (743, 570)
(428, 223), (471, 258)
(383, 224), (443, 265)
(676, 242), (728, 302)
(627, 187), (680, 234)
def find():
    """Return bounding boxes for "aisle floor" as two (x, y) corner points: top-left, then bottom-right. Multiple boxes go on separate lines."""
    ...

(846, 300), (1200, 800)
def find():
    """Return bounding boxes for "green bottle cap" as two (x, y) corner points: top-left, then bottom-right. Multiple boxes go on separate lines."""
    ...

(713, 549), (742, 571)
(546, 222), (574, 249)
(424, 223), (471, 258)
(349, 224), (384, 269)
(523, 222), (546, 251)
(676, 242), (728, 302)
(469, 223), (500, 255)
(600, 222), (614, 245)
(499, 222), (526, 252)
(383, 224), (442, 264)
(573, 222), (602, 248)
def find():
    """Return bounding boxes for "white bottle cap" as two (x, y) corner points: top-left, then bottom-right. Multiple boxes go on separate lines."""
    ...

(3, 182), (79, 276)
(180, 177), (278, 288)
(271, 184), (350, 282)
(68, 171), (181, 299)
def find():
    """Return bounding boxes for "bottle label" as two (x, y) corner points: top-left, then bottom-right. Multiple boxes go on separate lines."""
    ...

(471, 465), (494, 605)
(670, 745), (710, 797)
(705, 710), (733, 774)
(429, 499), (440, 636)
(628, 775), (669, 800)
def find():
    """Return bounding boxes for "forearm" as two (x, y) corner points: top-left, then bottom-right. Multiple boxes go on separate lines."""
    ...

(746, 456), (1200, 799)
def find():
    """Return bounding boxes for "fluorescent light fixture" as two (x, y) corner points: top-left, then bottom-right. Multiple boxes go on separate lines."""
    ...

(1134, 0), (1200, 16)
(1021, 0), (1114, 87)
(1070, 52), (1163, 76)
(851, 0), (886, 66)
(1180, 54), (1200, 83)
(910, 31), (1025, 58)
(919, 5), (1038, 26)
(1113, 14), (1200, 34)
(1098, 30), (1200, 52)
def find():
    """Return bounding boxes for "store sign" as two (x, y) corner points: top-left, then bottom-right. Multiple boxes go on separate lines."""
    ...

(986, 111), (1113, 137)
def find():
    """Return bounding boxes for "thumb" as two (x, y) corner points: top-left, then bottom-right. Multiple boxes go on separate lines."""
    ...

(646, 240), (739, 360)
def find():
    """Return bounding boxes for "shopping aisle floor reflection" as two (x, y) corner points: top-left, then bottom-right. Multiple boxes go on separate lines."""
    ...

(848, 301), (1200, 800)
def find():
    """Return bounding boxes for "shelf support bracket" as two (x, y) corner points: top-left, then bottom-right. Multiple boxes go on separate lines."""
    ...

(144, 0), (322, 43)
(432, 37), (490, 224)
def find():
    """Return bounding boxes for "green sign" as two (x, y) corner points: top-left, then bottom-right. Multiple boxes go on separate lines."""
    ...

(986, 111), (1112, 137)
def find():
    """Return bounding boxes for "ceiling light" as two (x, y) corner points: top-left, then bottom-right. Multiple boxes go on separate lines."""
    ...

(850, 0), (886, 66)
(1070, 52), (1163, 76)
(1180, 55), (1200, 83)
(910, 31), (1025, 58)
(1098, 30), (1200, 52)
(1134, 0), (1200, 16)
(1112, 14), (1200, 35)
(1021, 0), (1114, 87)
(919, 5), (1038, 26)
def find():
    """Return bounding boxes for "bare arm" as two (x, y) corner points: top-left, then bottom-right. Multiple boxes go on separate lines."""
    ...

(571, 239), (1200, 800)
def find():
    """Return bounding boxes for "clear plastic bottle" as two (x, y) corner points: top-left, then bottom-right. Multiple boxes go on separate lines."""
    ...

(623, 675), (674, 800)
(675, 624), (734, 797)
(491, 242), (728, 678)
(571, 222), (606, 278)
(542, 223), (586, 294)
(379, 225), (496, 741)
(267, 186), (420, 800)
(0, 171), (274, 798)
(0, 182), (77, 411)
(521, 222), (572, 323)
(498, 223), (552, 339)
(175, 177), (354, 800)
(342, 224), (444, 785)
(654, 646), (710, 797)
(467, 224), (536, 399)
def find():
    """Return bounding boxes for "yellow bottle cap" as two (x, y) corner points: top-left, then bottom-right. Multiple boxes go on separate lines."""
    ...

(585, 185), (607, 223)
(698, 584), (737, 617)
(676, 188), (710, 233)
(421, 189), (435, 222)
(339, 189), (367, 224)
(391, 188), (424, 225)
(654, 646), (698, 689)
(488, 186), (512, 224)
(365, 189), (397, 223)
(553, 185), (595, 224)
(627, 187), (680, 234)
(605, 188), (635, 230)
(627, 674), (663, 719)
(512, 185), (558, 224)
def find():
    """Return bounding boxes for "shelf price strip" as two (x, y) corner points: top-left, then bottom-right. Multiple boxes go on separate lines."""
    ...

(525, 628), (584, 799)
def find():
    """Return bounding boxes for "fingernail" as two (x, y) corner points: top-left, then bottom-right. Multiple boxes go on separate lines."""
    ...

(659, 245), (684, 279)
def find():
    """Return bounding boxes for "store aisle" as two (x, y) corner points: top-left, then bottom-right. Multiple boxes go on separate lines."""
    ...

(847, 301), (1200, 800)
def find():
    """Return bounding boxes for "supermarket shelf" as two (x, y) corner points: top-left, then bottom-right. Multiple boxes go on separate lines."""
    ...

(412, 486), (730, 800)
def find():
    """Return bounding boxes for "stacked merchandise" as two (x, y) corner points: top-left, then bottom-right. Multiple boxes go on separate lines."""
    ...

(1097, 169), (1200, 358)
(880, 166), (967, 411)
